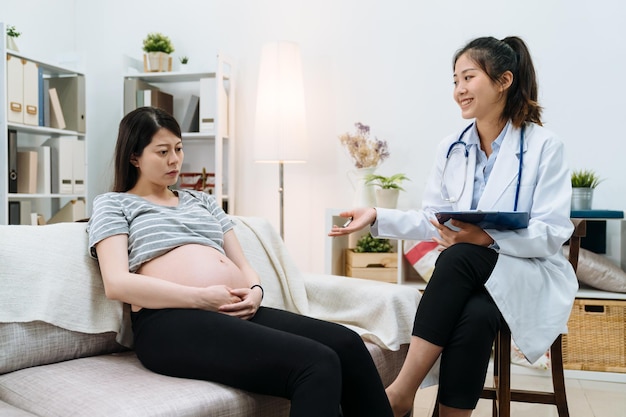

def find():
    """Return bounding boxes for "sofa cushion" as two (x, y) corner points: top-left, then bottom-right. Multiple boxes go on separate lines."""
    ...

(0, 322), (126, 375)
(0, 342), (406, 417)
(0, 400), (37, 417)
(0, 352), (290, 417)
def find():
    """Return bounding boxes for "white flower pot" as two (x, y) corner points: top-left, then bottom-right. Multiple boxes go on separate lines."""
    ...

(6, 37), (19, 52)
(571, 187), (593, 210)
(347, 167), (377, 207)
(375, 188), (400, 209)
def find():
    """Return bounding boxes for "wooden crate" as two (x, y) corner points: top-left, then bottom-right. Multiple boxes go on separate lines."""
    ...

(345, 249), (397, 283)
(562, 298), (626, 373)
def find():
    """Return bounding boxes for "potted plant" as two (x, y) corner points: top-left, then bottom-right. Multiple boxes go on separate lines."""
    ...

(571, 169), (603, 210)
(142, 32), (175, 72)
(364, 173), (410, 209)
(6, 25), (21, 52)
(345, 233), (397, 282)
(179, 56), (189, 72)
(339, 122), (390, 207)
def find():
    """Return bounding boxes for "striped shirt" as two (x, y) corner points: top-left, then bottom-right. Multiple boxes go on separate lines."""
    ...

(87, 189), (234, 273)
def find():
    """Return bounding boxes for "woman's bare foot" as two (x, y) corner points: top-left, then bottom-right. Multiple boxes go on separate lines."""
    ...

(386, 385), (414, 417)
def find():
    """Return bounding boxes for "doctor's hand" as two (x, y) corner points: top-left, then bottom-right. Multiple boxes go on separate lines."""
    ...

(430, 219), (494, 249)
(328, 207), (377, 237)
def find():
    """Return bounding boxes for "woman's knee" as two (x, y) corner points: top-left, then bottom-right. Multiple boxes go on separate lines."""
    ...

(291, 343), (342, 393)
(459, 293), (501, 339)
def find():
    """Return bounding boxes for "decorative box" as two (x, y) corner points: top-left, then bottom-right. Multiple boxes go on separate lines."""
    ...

(345, 249), (398, 283)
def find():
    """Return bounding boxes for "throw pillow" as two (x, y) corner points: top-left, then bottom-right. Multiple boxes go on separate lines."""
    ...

(403, 240), (440, 282)
(563, 245), (626, 293)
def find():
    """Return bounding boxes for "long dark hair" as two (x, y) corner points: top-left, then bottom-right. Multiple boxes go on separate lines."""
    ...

(112, 106), (182, 192)
(453, 36), (542, 128)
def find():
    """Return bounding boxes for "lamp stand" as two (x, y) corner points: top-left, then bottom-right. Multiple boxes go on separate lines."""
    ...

(278, 162), (284, 240)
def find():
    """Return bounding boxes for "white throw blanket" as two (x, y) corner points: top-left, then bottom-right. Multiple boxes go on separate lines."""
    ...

(0, 223), (132, 347)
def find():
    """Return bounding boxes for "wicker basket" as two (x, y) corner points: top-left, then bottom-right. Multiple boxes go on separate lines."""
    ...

(562, 298), (626, 373)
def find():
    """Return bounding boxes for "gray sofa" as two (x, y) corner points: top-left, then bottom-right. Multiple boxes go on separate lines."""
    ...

(0, 216), (420, 416)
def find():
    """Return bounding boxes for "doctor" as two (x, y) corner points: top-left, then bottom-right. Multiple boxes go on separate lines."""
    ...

(329, 36), (577, 417)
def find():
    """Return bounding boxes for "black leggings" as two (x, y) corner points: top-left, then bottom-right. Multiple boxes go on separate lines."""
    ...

(131, 306), (392, 417)
(412, 243), (501, 409)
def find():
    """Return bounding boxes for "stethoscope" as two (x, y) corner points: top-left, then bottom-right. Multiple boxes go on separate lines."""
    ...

(440, 123), (525, 211)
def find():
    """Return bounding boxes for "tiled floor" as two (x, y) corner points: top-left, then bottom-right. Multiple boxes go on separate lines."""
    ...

(412, 368), (626, 417)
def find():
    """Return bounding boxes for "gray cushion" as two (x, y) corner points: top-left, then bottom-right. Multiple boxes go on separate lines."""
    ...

(0, 401), (37, 416)
(0, 321), (126, 375)
(0, 342), (406, 417)
(0, 352), (289, 417)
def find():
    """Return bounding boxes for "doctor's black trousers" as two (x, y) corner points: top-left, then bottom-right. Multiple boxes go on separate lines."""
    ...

(412, 242), (501, 409)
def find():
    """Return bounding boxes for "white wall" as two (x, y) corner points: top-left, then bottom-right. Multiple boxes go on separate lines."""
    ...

(4, 0), (626, 273)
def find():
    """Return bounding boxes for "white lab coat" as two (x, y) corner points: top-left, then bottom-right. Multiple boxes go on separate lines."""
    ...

(372, 122), (578, 362)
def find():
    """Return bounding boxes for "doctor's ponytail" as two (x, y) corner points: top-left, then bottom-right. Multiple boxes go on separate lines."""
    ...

(453, 36), (542, 128)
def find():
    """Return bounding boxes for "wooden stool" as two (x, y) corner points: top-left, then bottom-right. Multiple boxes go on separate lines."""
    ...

(432, 219), (586, 417)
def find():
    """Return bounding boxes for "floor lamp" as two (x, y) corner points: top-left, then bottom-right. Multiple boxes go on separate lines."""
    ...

(253, 41), (308, 240)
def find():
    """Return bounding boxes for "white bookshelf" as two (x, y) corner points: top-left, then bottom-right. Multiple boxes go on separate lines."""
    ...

(1, 22), (88, 224)
(122, 54), (235, 213)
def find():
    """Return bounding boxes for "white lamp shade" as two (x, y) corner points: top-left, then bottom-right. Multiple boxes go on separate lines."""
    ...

(254, 41), (308, 163)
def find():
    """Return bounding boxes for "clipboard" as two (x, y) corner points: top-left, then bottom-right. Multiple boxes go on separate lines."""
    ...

(435, 211), (529, 230)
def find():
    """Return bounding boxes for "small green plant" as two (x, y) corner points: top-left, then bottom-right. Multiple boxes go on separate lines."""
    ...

(179, 56), (189, 64)
(6, 25), (21, 38)
(354, 233), (392, 253)
(571, 169), (603, 188)
(364, 173), (410, 191)
(142, 33), (175, 54)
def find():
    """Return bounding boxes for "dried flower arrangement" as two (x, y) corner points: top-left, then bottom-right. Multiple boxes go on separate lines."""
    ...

(339, 122), (390, 169)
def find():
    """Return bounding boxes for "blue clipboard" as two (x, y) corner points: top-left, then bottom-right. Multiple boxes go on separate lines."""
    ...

(435, 211), (529, 230)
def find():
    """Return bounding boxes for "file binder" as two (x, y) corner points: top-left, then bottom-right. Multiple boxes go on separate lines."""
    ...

(44, 136), (74, 194)
(8, 201), (20, 225)
(22, 60), (39, 126)
(199, 78), (216, 133)
(7, 56), (24, 124)
(38, 66), (45, 126)
(8, 129), (18, 193)
(200, 78), (228, 136)
(42, 79), (51, 127)
(72, 139), (85, 194)
(19, 200), (32, 225)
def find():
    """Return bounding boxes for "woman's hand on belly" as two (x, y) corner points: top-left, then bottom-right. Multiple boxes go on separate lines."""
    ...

(218, 286), (263, 320)
(197, 284), (244, 312)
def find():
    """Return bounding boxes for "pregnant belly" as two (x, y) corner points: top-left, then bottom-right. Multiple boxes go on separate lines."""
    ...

(137, 244), (248, 289)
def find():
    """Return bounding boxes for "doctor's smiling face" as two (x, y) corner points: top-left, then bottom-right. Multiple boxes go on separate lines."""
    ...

(453, 53), (510, 123)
